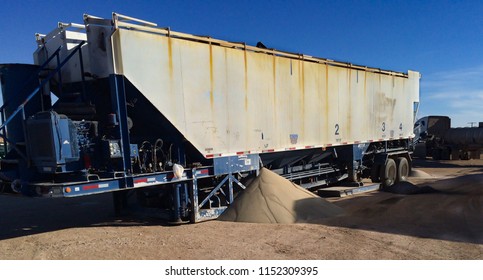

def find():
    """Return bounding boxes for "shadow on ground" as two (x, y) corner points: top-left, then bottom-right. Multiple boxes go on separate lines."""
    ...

(320, 173), (483, 245)
(0, 192), (167, 241)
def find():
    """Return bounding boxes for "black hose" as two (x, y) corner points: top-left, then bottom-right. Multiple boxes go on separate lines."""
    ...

(153, 138), (163, 171)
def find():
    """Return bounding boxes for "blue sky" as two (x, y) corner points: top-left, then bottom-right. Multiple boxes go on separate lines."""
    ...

(1, 0), (482, 127)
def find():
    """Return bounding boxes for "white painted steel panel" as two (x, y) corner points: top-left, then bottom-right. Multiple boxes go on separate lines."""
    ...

(111, 28), (419, 158)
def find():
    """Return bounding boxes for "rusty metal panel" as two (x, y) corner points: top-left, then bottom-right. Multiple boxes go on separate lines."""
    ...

(111, 28), (420, 158)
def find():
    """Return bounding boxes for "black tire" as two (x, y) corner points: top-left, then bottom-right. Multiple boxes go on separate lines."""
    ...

(380, 158), (397, 188)
(396, 157), (409, 182)
(370, 164), (381, 183)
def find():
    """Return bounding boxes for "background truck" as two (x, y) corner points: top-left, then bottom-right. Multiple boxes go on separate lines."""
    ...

(413, 116), (483, 160)
(0, 13), (420, 223)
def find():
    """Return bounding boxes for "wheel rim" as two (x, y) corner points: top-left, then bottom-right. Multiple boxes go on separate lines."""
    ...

(380, 158), (397, 187)
(400, 163), (408, 179)
(387, 164), (396, 184)
(396, 157), (409, 182)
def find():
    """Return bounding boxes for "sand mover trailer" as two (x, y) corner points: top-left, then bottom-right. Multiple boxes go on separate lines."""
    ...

(0, 13), (420, 223)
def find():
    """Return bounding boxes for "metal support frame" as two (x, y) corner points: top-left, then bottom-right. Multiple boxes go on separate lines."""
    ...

(172, 183), (182, 223)
(109, 74), (133, 188)
(191, 170), (246, 223)
(78, 46), (87, 101)
(188, 154), (258, 222)
(56, 54), (63, 96)
(169, 182), (190, 223)
(190, 171), (199, 223)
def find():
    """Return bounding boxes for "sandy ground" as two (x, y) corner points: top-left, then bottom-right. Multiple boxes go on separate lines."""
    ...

(0, 159), (482, 260)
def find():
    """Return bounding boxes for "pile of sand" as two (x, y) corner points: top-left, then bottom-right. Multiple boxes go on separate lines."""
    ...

(218, 168), (343, 224)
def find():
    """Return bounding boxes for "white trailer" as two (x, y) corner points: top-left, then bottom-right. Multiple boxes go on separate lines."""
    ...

(37, 14), (419, 158)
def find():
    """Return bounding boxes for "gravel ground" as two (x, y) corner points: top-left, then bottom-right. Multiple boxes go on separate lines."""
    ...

(0, 159), (482, 259)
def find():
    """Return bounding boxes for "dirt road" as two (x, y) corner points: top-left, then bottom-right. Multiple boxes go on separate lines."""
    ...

(0, 159), (482, 259)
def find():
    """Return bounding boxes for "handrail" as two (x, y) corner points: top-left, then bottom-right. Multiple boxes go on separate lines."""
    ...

(0, 46), (62, 115)
(112, 12), (157, 27)
(0, 41), (86, 135)
(37, 45), (63, 71)
(0, 46), (63, 156)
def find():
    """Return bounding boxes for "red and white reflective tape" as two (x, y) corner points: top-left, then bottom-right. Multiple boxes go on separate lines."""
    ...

(205, 154), (222, 159)
(134, 177), (157, 184)
(82, 183), (109, 191)
(195, 169), (210, 176)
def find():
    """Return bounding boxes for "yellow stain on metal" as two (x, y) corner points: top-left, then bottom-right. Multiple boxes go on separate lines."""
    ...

(325, 63), (329, 139)
(347, 69), (352, 139)
(244, 47), (248, 111)
(299, 59), (305, 136)
(272, 55), (276, 105)
(167, 35), (173, 79)
(336, 68), (340, 128)
(272, 54), (277, 125)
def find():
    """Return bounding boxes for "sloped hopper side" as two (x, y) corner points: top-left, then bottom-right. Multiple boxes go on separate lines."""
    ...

(120, 77), (209, 165)
(111, 28), (420, 158)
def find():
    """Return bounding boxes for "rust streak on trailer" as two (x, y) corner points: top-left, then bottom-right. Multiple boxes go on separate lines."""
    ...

(301, 58), (305, 136)
(167, 34), (173, 79)
(273, 54), (276, 105)
(325, 63), (329, 141)
(243, 45), (248, 111)
(273, 54), (277, 132)
(347, 69), (352, 140)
